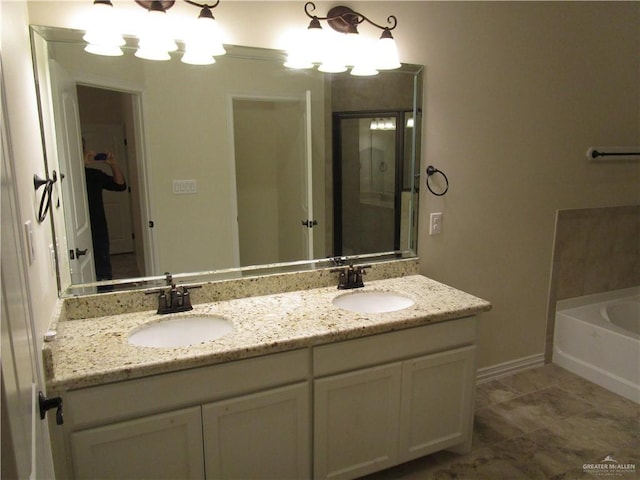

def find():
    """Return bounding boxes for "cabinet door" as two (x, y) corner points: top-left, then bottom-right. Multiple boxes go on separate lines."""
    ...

(314, 363), (402, 480)
(203, 382), (310, 479)
(71, 406), (204, 479)
(399, 345), (476, 462)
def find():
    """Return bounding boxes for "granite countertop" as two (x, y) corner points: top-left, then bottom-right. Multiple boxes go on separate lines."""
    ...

(44, 275), (491, 392)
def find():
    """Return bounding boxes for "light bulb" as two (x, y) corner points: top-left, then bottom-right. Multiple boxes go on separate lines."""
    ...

(377, 29), (401, 70)
(183, 8), (226, 60)
(136, 8), (177, 61)
(83, 1), (125, 56)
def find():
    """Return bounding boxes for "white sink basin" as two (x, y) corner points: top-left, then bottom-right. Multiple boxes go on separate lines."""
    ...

(332, 291), (415, 314)
(128, 315), (234, 348)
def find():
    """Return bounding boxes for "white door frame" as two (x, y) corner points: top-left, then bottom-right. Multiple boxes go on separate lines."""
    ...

(226, 91), (313, 267)
(67, 72), (159, 277)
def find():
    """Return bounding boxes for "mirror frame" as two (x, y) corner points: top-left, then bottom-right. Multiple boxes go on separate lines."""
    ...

(29, 25), (424, 297)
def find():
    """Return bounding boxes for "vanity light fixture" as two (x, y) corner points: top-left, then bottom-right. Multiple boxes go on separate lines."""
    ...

(135, 1), (179, 61)
(83, 1), (126, 56)
(285, 2), (401, 76)
(83, 0), (225, 64)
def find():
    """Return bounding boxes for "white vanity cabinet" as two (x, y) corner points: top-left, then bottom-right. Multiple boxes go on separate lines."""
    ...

(71, 406), (205, 479)
(202, 382), (310, 479)
(51, 316), (480, 480)
(52, 349), (310, 479)
(313, 318), (477, 480)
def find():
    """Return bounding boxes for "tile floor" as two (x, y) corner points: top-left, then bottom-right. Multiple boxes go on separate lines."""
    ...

(361, 364), (639, 479)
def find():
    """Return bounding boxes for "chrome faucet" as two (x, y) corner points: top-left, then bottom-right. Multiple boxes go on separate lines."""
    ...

(330, 263), (371, 289)
(146, 272), (201, 314)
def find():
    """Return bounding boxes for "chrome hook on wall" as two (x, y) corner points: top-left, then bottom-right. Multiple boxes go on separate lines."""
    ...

(425, 165), (449, 196)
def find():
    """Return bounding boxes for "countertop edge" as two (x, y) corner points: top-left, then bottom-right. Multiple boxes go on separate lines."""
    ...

(46, 275), (492, 392)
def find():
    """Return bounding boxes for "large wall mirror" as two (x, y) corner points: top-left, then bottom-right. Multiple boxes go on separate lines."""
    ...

(30, 25), (423, 296)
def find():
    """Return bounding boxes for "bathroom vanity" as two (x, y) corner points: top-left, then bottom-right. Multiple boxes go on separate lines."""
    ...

(44, 274), (490, 479)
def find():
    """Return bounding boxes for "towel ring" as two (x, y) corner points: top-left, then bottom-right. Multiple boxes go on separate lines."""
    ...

(34, 171), (57, 223)
(425, 165), (449, 196)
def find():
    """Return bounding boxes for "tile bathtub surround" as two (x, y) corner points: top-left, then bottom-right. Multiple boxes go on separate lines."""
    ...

(61, 258), (419, 321)
(552, 205), (640, 301)
(361, 364), (640, 480)
(545, 205), (640, 362)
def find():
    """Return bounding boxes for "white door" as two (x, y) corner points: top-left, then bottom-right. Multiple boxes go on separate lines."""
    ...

(1, 80), (55, 479)
(82, 124), (134, 254)
(49, 60), (96, 284)
(231, 94), (313, 267)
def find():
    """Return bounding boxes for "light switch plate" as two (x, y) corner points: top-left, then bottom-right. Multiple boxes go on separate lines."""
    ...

(24, 220), (35, 264)
(172, 179), (197, 195)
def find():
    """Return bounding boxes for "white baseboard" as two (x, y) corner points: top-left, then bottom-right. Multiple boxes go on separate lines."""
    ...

(476, 353), (545, 384)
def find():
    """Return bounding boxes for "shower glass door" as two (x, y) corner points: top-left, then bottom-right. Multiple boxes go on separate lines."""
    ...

(333, 112), (402, 256)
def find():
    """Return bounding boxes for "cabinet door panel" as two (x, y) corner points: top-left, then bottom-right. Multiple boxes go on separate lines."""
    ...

(399, 345), (476, 462)
(71, 406), (204, 479)
(203, 382), (310, 480)
(314, 363), (402, 480)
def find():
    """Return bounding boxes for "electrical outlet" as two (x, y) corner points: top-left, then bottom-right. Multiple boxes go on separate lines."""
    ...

(429, 212), (442, 235)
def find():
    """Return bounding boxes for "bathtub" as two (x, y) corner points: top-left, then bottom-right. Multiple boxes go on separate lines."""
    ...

(553, 286), (640, 404)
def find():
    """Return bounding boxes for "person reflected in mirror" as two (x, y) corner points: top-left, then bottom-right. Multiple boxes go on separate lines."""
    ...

(83, 143), (127, 283)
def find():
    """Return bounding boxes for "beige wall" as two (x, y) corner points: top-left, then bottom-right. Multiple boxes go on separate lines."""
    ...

(408, 2), (639, 368)
(1, 2), (60, 364)
(14, 2), (640, 373)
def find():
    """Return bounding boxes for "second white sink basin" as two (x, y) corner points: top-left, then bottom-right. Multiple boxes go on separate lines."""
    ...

(332, 291), (415, 314)
(128, 315), (234, 348)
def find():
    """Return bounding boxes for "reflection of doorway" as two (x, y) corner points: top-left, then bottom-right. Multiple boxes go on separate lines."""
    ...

(82, 124), (133, 254)
(230, 94), (313, 267)
(76, 86), (144, 279)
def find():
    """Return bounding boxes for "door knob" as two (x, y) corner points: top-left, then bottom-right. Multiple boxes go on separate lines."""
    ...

(75, 248), (88, 257)
(39, 392), (63, 425)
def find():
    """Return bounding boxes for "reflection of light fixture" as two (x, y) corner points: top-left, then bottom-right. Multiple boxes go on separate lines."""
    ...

(83, 0), (226, 65)
(181, 5), (226, 64)
(406, 116), (414, 128)
(286, 2), (401, 76)
(135, 1), (178, 61)
(83, 1), (125, 56)
(369, 117), (396, 131)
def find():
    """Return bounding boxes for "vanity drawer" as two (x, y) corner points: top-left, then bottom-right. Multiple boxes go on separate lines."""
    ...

(313, 317), (477, 377)
(66, 348), (309, 428)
